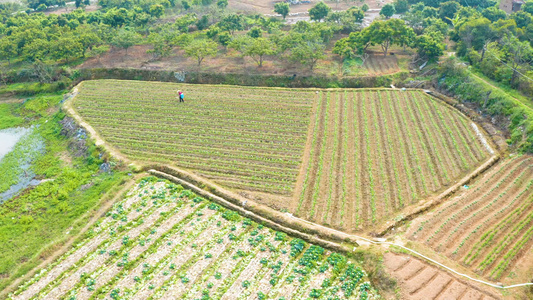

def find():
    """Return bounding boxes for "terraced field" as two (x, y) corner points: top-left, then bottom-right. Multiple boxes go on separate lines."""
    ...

(294, 90), (492, 231)
(73, 80), (492, 232)
(363, 56), (400, 75)
(384, 252), (499, 300)
(409, 155), (533, 281)
(10, 177), (377, 300)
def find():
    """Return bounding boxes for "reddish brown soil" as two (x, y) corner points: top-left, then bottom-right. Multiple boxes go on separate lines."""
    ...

(384, 252), (501, 300)
(293, 90), (490, 233)
(229, 0), (392, 15)
(78, 45), (400, 77)
(408, 155), (533, 282)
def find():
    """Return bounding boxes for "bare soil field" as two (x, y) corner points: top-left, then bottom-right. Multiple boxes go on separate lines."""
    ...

(384, 252), (500, 300)
(408, 155), (533, 283)
(77, 44), (404, 78)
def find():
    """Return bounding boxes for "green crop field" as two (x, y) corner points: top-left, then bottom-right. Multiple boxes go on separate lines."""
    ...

(294, 89), (492, 231)
(10, 177), (377, 300)
(74, 80), (316, 196)
(73, 80), (491, 232)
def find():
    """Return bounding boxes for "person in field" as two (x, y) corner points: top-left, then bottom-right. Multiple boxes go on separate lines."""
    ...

(179, 90), (185, 102)
(177, 90), (182, 102)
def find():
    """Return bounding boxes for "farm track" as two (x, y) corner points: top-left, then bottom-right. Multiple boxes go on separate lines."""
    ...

(11, 178), (378, 300)
(410, 155), (533, 281)
(295, 89), (489, 231)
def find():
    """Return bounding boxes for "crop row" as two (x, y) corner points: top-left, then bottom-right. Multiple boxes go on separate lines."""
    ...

(295, 89), (489, 231)
(11, 177), (377, 300)
(410, 155), (533, 280)
(75, 81), (315, 196)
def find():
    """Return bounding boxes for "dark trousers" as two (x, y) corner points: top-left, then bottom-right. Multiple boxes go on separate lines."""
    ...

(179, 97), (184, 102)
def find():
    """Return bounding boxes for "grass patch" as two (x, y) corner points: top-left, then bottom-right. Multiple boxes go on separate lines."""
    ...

(0, 85), (127, 292)
(0, 103), (24, 130)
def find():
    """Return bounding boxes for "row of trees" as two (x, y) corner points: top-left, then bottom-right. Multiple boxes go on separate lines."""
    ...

(452, 5), (533, 91)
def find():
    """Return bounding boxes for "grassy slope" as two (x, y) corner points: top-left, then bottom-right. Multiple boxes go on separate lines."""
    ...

(0, 88), (126, 293)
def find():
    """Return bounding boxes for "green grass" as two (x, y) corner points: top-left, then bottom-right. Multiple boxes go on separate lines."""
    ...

(468, 68), (533, 110)
(0, 86), (127, 293)
(0, 103), (24, 130)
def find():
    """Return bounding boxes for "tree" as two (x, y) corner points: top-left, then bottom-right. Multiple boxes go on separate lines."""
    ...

(482, 7), (507, 22)
(394, 0), (408, 13)
(289, 39), (326, 71)
(523, 1), (533, 15)
(309, 2), (331, 22)
(51, 36), (83, 63)
(501, 35), (533, 87)
(149, 4), (164, 18)
(75, 0), (83, 8)
(511, 11), (532, 28)
(439, 1), (459, 23)
(182, 0), (190, 10)
(147, 32), (173, 58)
(380, 4), (395, 19)
(184, 39), (218, 67)
(244, 37), (276, 67)
(217, 31), (232, 49)
(111, 28), (142, 54)
(362, 3), (369, 12)
(196, 15), (209, 30)
(274, 2), (289, 20)
(333, 38), (353, 61)
(217, 0), (227, 9)
(365, 19), (414, 56)
(87, 45), (109, 63)
(0, 38), (16, 65)
(219, 14), (244, 34)
(415, 34), (444, 61)
(248, 26), (262, 38)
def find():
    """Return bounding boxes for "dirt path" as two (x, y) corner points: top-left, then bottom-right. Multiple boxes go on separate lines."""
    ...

(384, 252), (501, 300)
(0, 173), (144, 299)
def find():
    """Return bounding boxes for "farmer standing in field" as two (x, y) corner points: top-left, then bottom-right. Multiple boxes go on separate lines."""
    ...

(177, 90), (182, 103)
(180, 90), (185, 102)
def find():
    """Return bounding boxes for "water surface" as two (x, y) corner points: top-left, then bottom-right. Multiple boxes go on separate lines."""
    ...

(0, 127), (31, 161)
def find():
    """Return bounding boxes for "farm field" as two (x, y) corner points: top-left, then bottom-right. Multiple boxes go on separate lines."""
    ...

(363, 56), (400, 75)
(294, 89), (492, 231)
(383, 252), (499, 300)
(72, 80), (492, 233)
(9, 177), (378, 300)
(74, 80), (316, 196)
(408, 155), (533, 282)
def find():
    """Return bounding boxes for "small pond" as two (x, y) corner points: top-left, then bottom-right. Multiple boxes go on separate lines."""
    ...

(0, 127), (31, 161)
(0, 127), (45, 204)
